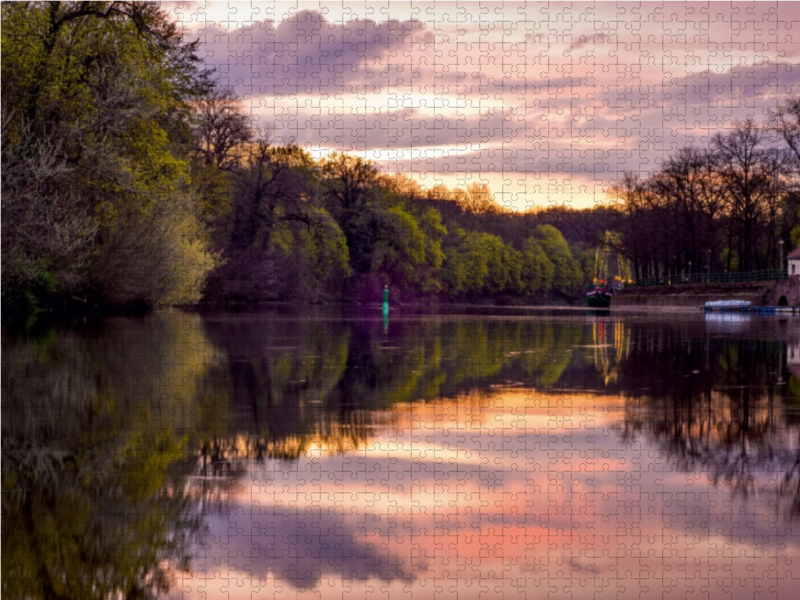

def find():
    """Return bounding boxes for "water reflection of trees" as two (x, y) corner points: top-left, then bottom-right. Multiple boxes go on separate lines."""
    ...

(615, 322), (800, 517)
(11, 309), (800, 596)
(193, 314), (591, 462)
(4, 311), (598, 596)
(2, 312), (209, 600)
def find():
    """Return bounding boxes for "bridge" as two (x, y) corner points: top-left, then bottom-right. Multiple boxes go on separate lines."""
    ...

(768, 277), (800, 306)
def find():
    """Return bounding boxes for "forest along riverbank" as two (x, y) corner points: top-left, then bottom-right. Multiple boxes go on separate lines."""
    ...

(2, 6), (592, 320)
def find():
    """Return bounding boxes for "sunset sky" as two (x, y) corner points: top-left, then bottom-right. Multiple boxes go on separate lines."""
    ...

(165, 2), (800, 211)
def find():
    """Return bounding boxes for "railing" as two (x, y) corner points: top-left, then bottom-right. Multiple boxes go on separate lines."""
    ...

(634, 269), (788, 286)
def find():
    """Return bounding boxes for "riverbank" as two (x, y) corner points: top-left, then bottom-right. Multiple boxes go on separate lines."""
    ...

(614, 282), (771, 309)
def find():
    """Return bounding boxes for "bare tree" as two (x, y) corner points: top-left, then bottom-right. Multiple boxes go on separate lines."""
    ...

(770, 97), (800, 168)
(713, 119), (788, 271)
(648, 147), (725, 272)
(192, 86), (253, 170)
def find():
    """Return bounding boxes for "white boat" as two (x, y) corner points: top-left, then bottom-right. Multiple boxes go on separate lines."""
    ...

(704, 299), (751, 310)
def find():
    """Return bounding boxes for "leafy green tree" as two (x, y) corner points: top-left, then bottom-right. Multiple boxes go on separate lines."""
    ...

(321, 153), (384, 276)
(521, 237), (556, 296)
(482, 233), (522, 295)
(205, 140), (351, 301)
(415, 208), (448, 294)
(533, 225), (583, 297)
(443, 228), (522, 298)
(2, 2), (216, 313)
(372, 206), (427, 287)
(444, 228), (488, 297)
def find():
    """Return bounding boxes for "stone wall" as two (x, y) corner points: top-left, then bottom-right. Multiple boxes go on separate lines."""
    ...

(768, 276), (800, 306)
(615, 282), (772, 308)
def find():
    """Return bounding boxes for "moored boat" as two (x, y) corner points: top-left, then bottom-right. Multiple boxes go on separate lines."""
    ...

(586, 285), (612, 308)
(703, 299), (751, 312)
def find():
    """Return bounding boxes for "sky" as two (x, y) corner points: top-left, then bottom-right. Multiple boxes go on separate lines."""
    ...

(163, 1), (800, 211)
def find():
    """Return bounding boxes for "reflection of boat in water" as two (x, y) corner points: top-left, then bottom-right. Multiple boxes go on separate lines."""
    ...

(704, 311), (751, 333)
(588, 316), (631, 385)
(586, 285), (612, 308)
(704, 300), (751, 311)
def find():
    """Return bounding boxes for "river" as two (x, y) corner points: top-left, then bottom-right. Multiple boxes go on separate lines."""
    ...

(4, 307), (800, 599)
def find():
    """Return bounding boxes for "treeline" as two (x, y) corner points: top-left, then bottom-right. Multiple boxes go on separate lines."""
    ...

(202, 152), (591, 304)
(1, 2), (591, 317)
(610, 110), (800, 279)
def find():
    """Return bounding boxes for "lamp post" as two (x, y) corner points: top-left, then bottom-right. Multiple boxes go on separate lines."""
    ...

(688, 261), (692, 283)
(706, 248), (711, 283)
(672, 254), (676, 284)
(779, 239), (785, 279)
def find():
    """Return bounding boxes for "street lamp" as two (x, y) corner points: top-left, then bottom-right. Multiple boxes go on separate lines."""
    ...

(779, 240), (785, 279)
(688, 261), (692, 283)
(706, 248), (712, 283)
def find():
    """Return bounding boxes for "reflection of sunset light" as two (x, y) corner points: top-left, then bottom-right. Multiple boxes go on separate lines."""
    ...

(305, 436), (369, 456)
(176, 344), (800, 600)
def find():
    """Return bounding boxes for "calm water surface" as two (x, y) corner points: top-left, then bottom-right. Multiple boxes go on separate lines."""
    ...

(4, 308), (800, 599)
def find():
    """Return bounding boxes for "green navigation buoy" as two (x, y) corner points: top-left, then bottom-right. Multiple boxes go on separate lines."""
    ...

(382, 285), (389, 331)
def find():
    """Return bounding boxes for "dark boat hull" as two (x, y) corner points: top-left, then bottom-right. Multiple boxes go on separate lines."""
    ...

(586, 290), (612, 308)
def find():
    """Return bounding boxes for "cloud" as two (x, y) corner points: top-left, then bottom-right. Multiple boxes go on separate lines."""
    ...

(175, 2), (800, 208)
(195, 10), (432, 96)
(569, 32), (615, 51)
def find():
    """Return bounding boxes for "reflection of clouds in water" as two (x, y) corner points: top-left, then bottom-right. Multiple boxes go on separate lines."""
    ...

(186, 406), (634, 591)
(180, 382), (800, 598)
(478, 470), (504, 491)
(198, 507), (424, 588)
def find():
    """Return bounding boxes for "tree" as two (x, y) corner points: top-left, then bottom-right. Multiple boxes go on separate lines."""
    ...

(205, 138), (351, 302)
(713, 119), (787, 271)
(192, 86), (253, 170)
(322, 152), (382, 216)
(443, 228), (521, 299)
(321, 153), (384, 277)
(649, 148), (724, 273)
(0, 116), (97, 312)
(459, 182), (500, 215)
(533, 225), (583, 297)
(1, 1), (216, 313)
(521, 237), (555, 296)
(770, 97), (800, 168)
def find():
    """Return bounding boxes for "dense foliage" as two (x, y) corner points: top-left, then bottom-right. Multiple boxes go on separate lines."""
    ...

(2, 2), (217, 314)
(0, 2), (591, 317)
